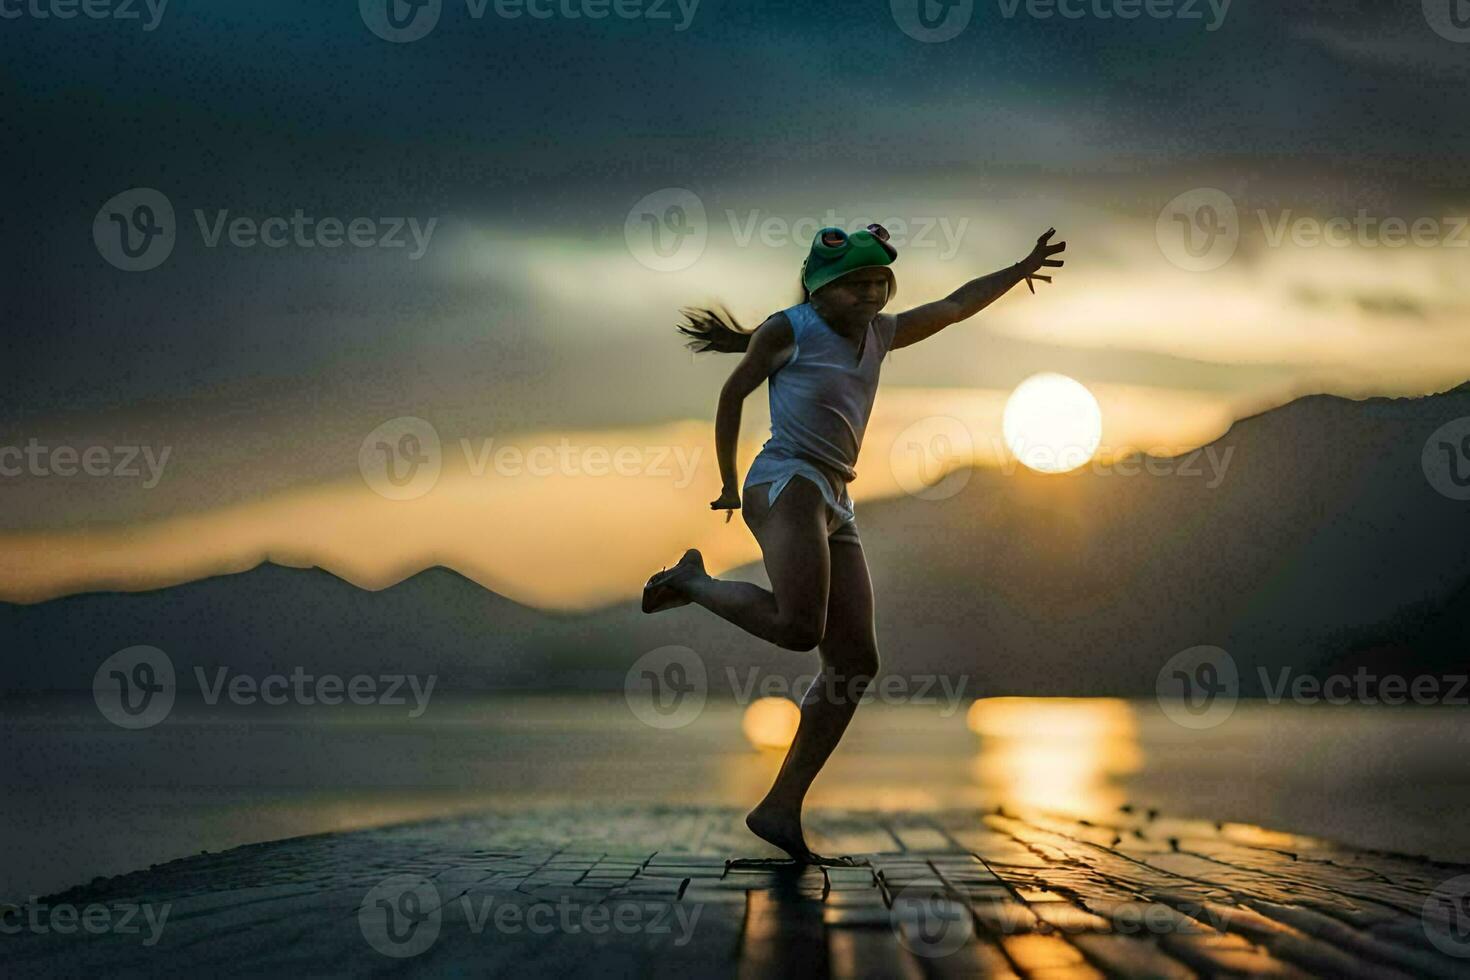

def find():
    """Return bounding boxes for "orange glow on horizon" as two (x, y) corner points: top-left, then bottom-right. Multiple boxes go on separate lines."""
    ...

(0, 385), (1244, 609)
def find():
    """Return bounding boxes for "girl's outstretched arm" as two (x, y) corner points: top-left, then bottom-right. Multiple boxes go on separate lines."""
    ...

(890, 228), (1065, 351)
(709, 313), (795, 517)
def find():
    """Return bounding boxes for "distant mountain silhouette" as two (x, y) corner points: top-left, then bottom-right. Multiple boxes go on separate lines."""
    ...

(5, 383), (1470, 697)
(1312, 569), (1470, 681)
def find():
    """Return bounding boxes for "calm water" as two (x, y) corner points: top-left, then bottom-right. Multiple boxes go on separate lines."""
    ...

(3, 695), (1468, 902)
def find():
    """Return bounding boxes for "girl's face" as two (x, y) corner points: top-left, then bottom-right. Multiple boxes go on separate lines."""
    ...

(816, 268), (892, 319)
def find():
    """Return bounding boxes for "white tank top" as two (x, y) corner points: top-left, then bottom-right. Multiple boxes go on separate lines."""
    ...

(759, 302), (897, 483)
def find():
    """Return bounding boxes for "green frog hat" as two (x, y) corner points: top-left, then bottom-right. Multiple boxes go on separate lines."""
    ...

(801, 223), (898, 297)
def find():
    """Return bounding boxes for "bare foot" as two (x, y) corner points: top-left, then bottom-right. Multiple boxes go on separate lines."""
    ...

(745, 800), (813, 862)
(641, 549), (706, 614)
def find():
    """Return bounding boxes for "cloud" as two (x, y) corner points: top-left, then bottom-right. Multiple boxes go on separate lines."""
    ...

(1290, 20), (1470, 78)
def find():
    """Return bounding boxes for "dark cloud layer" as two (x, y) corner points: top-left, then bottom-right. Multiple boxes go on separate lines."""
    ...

(4, 0), (1466, 421)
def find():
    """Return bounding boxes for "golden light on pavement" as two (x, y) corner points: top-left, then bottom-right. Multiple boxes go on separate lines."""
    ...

(742, 697), (801, 750)
(967, 697), (1142, 815)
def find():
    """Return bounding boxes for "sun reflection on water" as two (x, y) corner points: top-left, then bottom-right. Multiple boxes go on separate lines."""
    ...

(967, 697), (1142, 815)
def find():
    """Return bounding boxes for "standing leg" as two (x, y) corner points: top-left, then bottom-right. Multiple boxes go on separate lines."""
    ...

(745, 533), (879, 861)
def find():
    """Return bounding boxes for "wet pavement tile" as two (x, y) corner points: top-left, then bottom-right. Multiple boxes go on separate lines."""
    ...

(9, 804), (1470, 978)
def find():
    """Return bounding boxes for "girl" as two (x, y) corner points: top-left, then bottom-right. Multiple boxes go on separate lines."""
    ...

(642, 222), (1065, 863)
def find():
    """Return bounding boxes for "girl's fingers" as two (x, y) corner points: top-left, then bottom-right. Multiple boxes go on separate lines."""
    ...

(1043, 259), (1064, 267)
(1032, 274), (1052, 283)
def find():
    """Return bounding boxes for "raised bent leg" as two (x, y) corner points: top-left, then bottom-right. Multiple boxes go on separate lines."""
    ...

(746, 534), (879, 861)
(667, 478), (832, 651)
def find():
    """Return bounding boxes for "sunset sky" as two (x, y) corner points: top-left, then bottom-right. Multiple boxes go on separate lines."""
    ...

(3, 1), (1467, 607)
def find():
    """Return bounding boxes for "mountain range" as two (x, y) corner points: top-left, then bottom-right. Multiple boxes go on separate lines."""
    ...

(5, 382), (1470, 698)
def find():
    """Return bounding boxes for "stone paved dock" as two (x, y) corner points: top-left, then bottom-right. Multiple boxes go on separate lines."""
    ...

(7, 805), (1470, 978)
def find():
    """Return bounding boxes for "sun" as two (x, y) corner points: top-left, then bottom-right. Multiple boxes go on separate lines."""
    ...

(1002, 373), (1103, 473)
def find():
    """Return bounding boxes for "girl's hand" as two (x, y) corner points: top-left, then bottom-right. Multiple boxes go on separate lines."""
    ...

(710, 486), (741, 523)
(1019, 228), (1066, 293)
